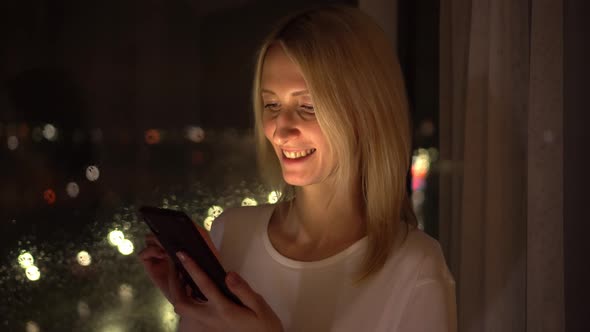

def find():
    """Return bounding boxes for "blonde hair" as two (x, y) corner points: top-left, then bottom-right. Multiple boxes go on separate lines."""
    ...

(252, 5), (417, 281)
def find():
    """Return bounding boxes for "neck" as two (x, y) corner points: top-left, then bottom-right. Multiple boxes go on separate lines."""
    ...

(280, 178), (366, 248)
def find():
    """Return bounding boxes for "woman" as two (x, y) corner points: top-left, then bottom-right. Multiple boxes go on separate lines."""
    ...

(140, 5), (456, 331)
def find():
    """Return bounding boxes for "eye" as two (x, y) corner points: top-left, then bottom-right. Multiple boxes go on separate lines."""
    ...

(264, 103), (281, 112)
(299, 104), (315, 114)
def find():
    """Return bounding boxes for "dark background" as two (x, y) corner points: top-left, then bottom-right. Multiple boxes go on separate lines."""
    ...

(564, 0), (590, 331)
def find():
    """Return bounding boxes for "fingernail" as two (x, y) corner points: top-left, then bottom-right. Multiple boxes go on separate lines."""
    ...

(176, 252), (186, 261)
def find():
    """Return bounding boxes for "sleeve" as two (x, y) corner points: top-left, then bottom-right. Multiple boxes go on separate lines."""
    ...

(395, 278), (457, 332)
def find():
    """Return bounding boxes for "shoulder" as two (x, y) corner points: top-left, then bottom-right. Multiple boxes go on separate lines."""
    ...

(397, 227), (454, 284)
(209, 204), (275, 249)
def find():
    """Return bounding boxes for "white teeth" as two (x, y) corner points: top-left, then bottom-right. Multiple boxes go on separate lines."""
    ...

(283, 149), (316, 159)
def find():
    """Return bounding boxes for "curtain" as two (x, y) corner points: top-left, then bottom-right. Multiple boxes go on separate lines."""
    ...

(439, 0), (564, 331)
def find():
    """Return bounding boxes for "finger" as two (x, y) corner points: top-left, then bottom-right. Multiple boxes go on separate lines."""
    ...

(225, 271), (267, 313)
(145, 233), (164, 248)
(167, 262), (214, 325)
(176, 251), (227, 305)
(138, 246), (167, 261)
(168, 262), (189, 305)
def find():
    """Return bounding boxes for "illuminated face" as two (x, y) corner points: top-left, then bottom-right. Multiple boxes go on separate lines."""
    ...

(260, 44), (335, 187)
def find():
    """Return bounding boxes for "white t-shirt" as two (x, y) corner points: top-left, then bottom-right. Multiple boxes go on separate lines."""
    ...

(210, 204), (456, 332)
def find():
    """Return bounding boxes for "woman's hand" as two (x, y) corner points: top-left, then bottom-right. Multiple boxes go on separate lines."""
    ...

(138, 234), (174, 301)
(138, 226), (218, 302)
(171, 251), (283, 332)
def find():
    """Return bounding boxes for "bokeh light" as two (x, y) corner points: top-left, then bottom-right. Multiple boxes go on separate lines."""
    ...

(203, 216), (214, 231)
(207, 205), (223, 218)
(119, 283), (134, 303)
(117, 239), (134, 255)
(428, 147), (439, 162)
(86, 165), (100, 182)
(42, 123), (58, 141)
(77, 251), (92, 266)
(268, 191), (281, 204)
(25, 266), (41, 281)
(18, 252), (35, 268)
(186, 126), (205, 143)
(66, 182), (80, 198)
(26, 321), (40, 332)
(100, 323), (124, 332)
(160, 300), (179, 331)
(108, 230), (125, 246)
(411, 149), (431, 191)
(77, 301), (91, 319)
(241, 197), (258, 206)
(145, 129), (161, 145)
(7, 135), (19, 150)
(43, 189), (56, 205)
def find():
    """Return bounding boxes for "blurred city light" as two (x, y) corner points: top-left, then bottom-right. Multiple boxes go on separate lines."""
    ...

(26, 321), (40, 332)
(25, 266), (41, 281)
(241, 197), (258, 206)
(145, 129), (161, 145)
(108, 230), (125, 246)
(43, 123), (58, 141)
(18, 252), (35, 268)
(86, 165), (100, 182)
(100, 323), (124, 332)
(43, 189), (56, 205)
(77, 251), (92, 266)
(119, 283), (134, 303)
(207, 205), (223, 218)
(160, 300), (179, 331)
(7, 135), (18, 150)
(117, 239), (134, 255)
(66, 182), (80, 198)
(186, 126), (205, 143)
(268, 191), (281, 204)
(203, 216), (214, 231)
(77, 301), (91, 319)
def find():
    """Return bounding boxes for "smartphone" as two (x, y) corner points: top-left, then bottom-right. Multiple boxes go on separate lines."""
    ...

(138, 206), (243, 306)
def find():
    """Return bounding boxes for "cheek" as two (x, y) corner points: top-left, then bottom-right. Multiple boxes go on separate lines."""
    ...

(262, 119), (275, 141)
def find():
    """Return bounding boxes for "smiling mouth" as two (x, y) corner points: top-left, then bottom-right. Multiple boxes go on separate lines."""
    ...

(282, 148), (316, 159)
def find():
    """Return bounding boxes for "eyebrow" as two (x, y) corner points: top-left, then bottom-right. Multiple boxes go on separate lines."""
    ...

(261, 89), (309, 97)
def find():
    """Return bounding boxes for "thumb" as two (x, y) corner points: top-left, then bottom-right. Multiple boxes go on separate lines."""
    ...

(226, 272), (265, 312)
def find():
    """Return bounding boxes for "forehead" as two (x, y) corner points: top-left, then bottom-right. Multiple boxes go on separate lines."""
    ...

(260, 44), (307, 89)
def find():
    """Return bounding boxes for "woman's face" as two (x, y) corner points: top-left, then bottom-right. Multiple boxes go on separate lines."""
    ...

(260, 44), (335, 187)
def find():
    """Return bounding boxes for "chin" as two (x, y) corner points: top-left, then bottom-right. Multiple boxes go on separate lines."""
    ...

(282, 173), (324, 187)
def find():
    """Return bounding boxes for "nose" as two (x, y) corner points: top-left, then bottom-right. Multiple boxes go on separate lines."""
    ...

(272, 109), (300, 146)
